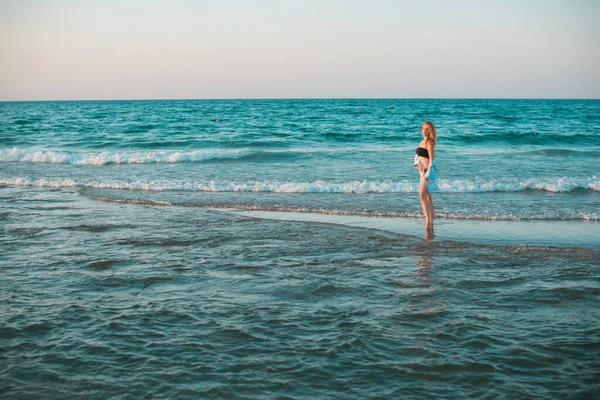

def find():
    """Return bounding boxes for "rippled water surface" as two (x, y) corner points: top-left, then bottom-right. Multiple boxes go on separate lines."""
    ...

(1, 186), (599, 399)
(1, 99), (600, 398)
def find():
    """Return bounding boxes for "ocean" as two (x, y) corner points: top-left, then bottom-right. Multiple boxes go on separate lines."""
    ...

(1, 99), (599, 398)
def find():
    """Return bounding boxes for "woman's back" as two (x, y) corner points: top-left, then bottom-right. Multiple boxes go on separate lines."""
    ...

(417, 139), (433, 169)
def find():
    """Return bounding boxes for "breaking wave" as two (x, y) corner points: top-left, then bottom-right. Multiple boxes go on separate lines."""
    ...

(1, 176), (598, 193)
(0, 147), (251, 165)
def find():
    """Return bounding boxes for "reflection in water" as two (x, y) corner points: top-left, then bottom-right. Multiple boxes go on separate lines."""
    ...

(412, 238), (437, 315)
(415, 241), (433, 286)
(418, 227), (434, 284)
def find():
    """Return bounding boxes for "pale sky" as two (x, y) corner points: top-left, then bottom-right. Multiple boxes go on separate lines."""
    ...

(1, 0), (599, 100)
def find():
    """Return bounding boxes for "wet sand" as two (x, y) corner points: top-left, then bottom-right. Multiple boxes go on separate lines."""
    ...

(219, 209), (600, 249)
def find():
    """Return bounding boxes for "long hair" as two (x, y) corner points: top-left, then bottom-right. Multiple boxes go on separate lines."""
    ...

(422, 121), (437, 145)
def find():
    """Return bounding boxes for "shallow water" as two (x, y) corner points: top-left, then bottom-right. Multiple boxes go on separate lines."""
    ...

(1, 186), (599, 399)
(220, 209), (600, 249)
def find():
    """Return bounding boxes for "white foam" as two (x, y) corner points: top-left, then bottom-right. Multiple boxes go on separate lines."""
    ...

(0, 147), (250, 165)
(437, 177), (600, 193)
(3, 176), (597, 221)
(1, 176), (598, 193)
(0, 176), (78, 188)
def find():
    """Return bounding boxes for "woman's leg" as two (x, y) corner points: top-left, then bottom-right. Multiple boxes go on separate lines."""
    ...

(419, 179), (431, 226)
(427, 192), (434, 226)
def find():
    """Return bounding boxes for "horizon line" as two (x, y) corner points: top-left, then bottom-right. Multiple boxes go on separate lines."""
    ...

(1, 96), (599, 103)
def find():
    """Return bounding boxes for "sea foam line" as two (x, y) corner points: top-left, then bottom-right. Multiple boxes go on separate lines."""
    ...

(0, 147), (250, 165)
(1, 176), (598, 193)
(73, 191), (598, 221)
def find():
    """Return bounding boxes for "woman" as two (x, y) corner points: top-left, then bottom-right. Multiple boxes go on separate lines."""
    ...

(413, 121), (439, 230)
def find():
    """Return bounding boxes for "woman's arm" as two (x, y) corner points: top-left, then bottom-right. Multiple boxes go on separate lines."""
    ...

(423, 140), (435, 179)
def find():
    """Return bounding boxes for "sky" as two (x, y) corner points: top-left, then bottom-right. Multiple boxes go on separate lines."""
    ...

(0, 0), (599, 100)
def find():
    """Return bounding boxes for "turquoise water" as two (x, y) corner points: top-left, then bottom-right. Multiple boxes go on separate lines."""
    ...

(1, 99), (599, 398)
(1, 99), (599, 220)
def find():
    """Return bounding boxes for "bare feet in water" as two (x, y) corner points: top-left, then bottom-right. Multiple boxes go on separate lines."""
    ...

(425, 226), (435, 240)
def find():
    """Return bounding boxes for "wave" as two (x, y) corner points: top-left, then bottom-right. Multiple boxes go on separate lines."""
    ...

(2, 176), (598, 193)
(0, 146), (431, 165)
(3, 145), (597, 167)
(0, 147), (251, 165)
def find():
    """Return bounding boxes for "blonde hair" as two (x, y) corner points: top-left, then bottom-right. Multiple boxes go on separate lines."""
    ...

(422, 121), (437, 145)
